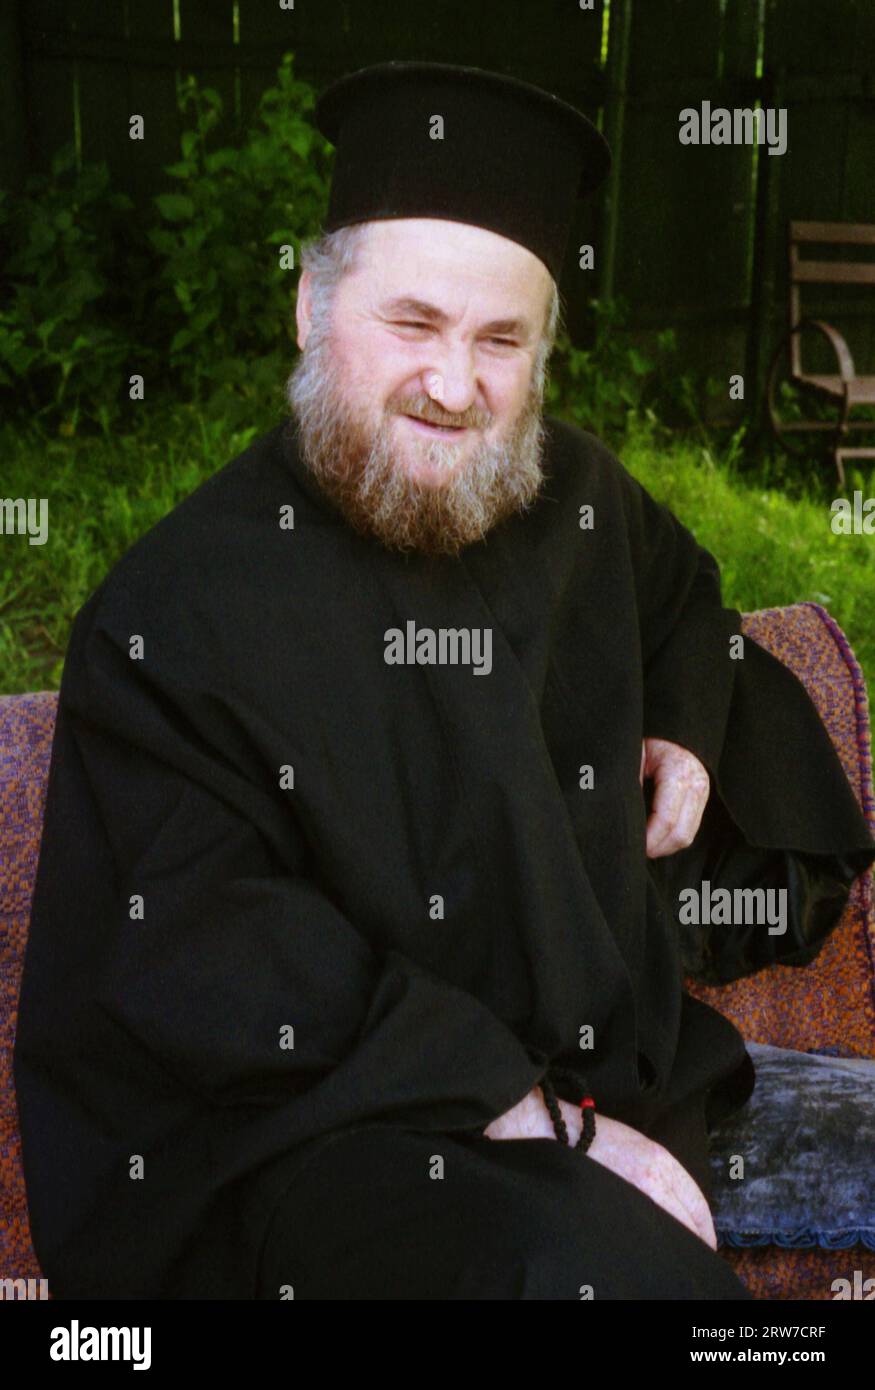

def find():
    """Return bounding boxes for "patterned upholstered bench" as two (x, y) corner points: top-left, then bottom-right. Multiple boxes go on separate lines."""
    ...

(1, 601), (874, 1300)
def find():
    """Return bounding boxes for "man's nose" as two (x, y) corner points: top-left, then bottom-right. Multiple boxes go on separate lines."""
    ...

(422, 346), (477, 416)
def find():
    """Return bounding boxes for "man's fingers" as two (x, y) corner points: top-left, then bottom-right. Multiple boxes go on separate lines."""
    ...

(642, 1140), (718, 1249)
(667, 1165), (718, 1249)
(644, 777), (686, 856)
(644, 765), (709, 858)
(645, 812), (680, 858)
(652, 791), (704, 858)
(635, 1179), (705, 1245)
(676, 1182), (716, 1249)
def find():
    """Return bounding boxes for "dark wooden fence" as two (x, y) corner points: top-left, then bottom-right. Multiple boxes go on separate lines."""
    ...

(3, 0), (875, 426)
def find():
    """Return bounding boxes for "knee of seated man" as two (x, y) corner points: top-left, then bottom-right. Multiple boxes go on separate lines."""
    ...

(454, 1140), (752, 1300)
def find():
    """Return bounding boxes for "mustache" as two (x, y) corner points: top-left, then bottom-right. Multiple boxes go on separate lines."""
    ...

(389, 391), (492, 432)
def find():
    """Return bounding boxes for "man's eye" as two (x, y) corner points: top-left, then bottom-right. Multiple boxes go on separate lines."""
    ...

(392, 323), (516, 348)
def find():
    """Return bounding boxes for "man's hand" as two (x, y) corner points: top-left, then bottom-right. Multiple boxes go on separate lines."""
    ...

(483, 1089), (716, 1250)
(639, 736), (710, 859)
(482, 1085), (557, 1141)
(557, 1102), (717, 1250)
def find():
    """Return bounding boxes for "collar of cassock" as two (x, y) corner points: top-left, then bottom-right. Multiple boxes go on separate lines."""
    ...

(279, 418), (347, 523)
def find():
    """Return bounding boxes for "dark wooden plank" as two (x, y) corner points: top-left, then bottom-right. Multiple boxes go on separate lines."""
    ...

(842, 100), (875, 370)
(20, 0), (75, 36)
(70, 0), (128, 37)
(766, 0), (870, 74)
(240, 0), (312, 135)
(614, 80), (754, 311)
(757, 0), (875, 387)
(236, 0), (312, 131)
(314, 0), (507, 70)
(619, 2), (761, 410)
(124, 0), (181, 204)
(22, 29), (291, 67)
(0, 0), (29, 189)
(21, 0), (77, 174)
(73, 0), (130, 176)
(22, 59), (77, 175)
(761, 5), (873, 270)
(793, 261), (875, 284)
(628, 0), (723, 82)
(238, 0), (607, 106)
(180, 0), (237, 139)
(756, 87), (868, 378)
(593, 0), (631, 315)
(620, 0), (748, 321)
(719, 0), (765, 420)
(721, 0), (760, 81)
(435, 0), (601, 74)
(792, 222), (875, 244)
(237, 0), (309, 47)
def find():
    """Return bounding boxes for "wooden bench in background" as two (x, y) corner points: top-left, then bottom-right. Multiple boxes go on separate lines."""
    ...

(768, 220), (875, 486)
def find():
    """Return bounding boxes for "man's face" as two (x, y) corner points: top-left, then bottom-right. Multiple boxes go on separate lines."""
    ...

(286, 218), (554, 555)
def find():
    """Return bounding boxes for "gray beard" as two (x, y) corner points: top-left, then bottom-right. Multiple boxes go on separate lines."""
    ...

(285, 325), (547, 556)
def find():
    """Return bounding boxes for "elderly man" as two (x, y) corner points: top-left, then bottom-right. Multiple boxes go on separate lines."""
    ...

(15, 62), (875, 1301)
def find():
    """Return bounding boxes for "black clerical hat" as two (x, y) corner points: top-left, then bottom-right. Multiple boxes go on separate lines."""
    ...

(313, 61), (611, 281)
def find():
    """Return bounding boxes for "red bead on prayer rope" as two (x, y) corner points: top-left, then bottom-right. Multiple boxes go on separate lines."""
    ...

(580, 1097), (595, 1110)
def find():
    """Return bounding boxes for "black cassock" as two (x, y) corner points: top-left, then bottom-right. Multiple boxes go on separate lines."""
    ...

(14, 416), (875, 1299)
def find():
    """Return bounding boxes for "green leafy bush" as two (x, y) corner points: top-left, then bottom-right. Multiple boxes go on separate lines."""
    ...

(546, 296), (678, 442)
(0, 146), (134, 433)
(0, 54), (332, 434)
(147, 53), (333, 412)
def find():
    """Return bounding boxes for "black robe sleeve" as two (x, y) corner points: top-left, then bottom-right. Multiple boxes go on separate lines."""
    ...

(27, 579), (551, 1138)
(615, 457), (875, 984)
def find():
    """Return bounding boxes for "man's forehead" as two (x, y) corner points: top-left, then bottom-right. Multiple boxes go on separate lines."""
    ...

(352, 218), (551, 321)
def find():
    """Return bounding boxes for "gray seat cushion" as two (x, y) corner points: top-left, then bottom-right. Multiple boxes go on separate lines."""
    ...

(708, 1041), (875, 1249)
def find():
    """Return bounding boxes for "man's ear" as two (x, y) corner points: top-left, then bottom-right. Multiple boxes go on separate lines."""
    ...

(295, 269), (313, 350)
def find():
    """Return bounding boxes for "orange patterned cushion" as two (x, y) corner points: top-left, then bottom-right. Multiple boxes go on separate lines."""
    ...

(687, 603), (875, 1057)
(1, 690), (57, 1289)
(689, 603), (875, 1299)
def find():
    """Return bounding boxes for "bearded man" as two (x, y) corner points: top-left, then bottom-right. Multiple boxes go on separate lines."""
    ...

(15, 61), (875, 1302)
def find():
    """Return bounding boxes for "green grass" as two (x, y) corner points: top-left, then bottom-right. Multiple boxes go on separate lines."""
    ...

(1, 404), (873, 702)
(619, 417), (875, 700)
(0, 400), (281, 693)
